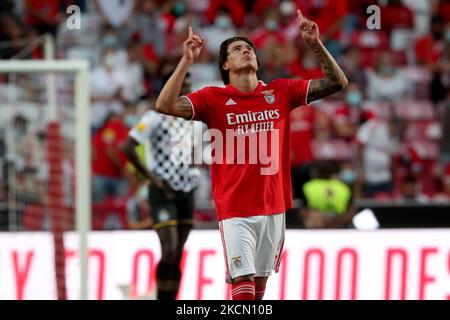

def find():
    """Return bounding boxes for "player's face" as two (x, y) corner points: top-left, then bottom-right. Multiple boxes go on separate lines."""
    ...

(224, 41), (258, 73)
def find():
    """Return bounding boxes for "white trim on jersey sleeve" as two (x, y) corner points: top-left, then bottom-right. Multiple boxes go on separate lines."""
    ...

(305, 79), (312, 107)
(128, 110), (157, 144)
(180, 95), (195, 121)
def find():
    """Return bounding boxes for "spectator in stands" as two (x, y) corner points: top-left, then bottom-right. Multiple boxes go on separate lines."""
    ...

(395, 174), (430, 203)
(338, 47), (367, 88)
(24, 0), (61, 36)
(290, 43), (323, 80)
(5, 114), (41, 175)
(442, 164), (450, 198)
(296, 0), (349, 57)
(436, 0), (450, 22)
(205, 0), (246, 28)
(381, 0), (415, 33)
(414, 15), (449, 104)
(431, 32), (450, 104)
(201, 8), (237, 56)
(0, 129), (6, 230)
(90, 42), (143, 131)
(367, 51), (412, 102)
(0, 13), (35, 59)
(299, 161), (356, 229)
(124, 0), (166, 57)
(339, 161), (357, 190)
(93, 0), (135, 29)
(414, 15), (447, 66)
(333, 83), (365, 140)
(290, 106), (314, 200)
(250, 5), (295, 81)
(120, 39), (146, 101)
(356, 115), (405, 198)
(3, 114), (42, 230)
(440, 97), (450, 170)
(91, 102), (138, 203)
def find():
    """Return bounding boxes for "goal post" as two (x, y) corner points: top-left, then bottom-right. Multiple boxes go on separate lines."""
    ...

(0, 60), (91, 300)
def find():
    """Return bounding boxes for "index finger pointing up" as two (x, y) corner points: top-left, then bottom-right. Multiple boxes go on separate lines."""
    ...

(297, 9), (305, 23)
(188, 26), (193, 37)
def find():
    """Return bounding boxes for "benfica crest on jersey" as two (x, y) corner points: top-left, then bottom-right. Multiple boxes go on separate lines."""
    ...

(261, 90), (275, 104)
(232, 256), (242, 268)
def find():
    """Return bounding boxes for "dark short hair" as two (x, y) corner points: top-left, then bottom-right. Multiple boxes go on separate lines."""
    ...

(218, 37), (257, 85)
(313, 161), (339, 179)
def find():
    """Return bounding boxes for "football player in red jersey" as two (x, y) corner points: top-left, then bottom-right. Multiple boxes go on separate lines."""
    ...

(155, 9), (348, 300)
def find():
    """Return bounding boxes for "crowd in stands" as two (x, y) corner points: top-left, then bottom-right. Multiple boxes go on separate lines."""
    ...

(0, 0), (449, 231)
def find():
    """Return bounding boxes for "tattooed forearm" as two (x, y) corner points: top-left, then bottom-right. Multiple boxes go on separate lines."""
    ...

(156, 57), (193, 119)
(307, 41), (348, 104)
(308, 79), (344, 103)
(176, 97), (193, 113)
(155, 96), (193, 120)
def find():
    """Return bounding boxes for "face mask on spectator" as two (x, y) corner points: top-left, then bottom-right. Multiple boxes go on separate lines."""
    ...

(340, 169), (356, 185)
(124, 115), (138, 128)
(14, 126), (26, 136)
(265, 19), (279, 31)
(346, 90), (363, 107)
(103, 35), (119, 48)
(215, 15), (232, 30)
(173, 2), (186, 17)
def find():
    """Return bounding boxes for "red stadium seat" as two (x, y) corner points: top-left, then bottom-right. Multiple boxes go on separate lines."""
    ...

(406, 141), (439, 161)
(405, 121), (441, 142)
(362, 101), (392, 120)
(395, 100), (436, 121)
(92, 197), (129, 230)
(350, 31), (390, 68)
(315, 100), (343, 118)
(403, 67), (433, 100)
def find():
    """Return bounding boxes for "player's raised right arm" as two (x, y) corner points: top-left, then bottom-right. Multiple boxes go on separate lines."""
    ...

(155, 27), (204, 120)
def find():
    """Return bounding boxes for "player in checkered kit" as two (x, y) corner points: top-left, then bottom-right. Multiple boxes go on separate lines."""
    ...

(123, 71), (198, 300)
(156, 9), (348, 300)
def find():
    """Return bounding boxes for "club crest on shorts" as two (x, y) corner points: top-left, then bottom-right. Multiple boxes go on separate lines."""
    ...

(158, 209), (170, 222)
(261, 90), (275, 104)
(232, 256), (242, 268)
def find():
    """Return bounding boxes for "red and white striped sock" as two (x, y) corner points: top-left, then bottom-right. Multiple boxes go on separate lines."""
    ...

(255, 285), (266, 300)
(231, 281), (255, 300)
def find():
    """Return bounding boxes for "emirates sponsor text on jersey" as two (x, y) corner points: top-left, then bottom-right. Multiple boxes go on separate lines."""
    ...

(226, 109), (280, 135)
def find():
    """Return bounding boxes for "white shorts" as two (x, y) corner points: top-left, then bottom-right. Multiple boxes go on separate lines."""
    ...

(218, 213), (285, 283)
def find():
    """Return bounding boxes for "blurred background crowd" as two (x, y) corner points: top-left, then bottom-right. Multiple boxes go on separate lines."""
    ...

(0, 0), (449, 231)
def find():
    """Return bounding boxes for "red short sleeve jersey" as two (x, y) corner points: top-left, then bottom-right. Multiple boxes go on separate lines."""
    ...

(25, 0), (60, 26)
(290, 106), (314, 167)
(184, 79), (311, 220)
(92, 119), (129, 177)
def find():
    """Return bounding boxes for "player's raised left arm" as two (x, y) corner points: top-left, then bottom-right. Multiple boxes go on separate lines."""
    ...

(297, 9), (348, 104)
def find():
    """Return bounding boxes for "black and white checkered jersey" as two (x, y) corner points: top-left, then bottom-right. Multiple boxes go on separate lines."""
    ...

(129, 110), (199, 193)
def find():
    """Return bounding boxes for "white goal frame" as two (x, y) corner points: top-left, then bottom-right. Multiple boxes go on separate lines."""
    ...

(0, 60), (90, 300)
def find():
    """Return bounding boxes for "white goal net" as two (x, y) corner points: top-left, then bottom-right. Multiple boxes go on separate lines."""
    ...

(0, 59), (90, 300)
